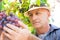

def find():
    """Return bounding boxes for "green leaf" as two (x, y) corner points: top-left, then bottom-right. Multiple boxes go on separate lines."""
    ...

(0, 1), (2, 11)
(40, 0), (47, 4)
(36, 0), (40, 6)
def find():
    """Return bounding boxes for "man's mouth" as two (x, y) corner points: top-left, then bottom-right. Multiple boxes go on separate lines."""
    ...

(33, 22), (40, 24)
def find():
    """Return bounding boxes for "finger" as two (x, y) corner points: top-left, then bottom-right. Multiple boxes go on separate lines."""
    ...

(2, 31), (12, 40)
(6, 24), (20, 32)
(18, 21), (28, 29)
(1, 32), (4, 40)
(3, 26), (17, 35)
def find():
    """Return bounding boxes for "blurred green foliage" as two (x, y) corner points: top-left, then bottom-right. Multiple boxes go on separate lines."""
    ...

(0, 1), (2, 11)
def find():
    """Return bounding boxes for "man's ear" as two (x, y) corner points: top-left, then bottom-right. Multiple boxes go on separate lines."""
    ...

(44, 9), (50, 17)
(48, 11), (50, 17)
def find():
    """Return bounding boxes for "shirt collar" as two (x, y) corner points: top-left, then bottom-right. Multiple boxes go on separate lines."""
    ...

(46, 24), (60, 36)
(49, 24), (60, 33)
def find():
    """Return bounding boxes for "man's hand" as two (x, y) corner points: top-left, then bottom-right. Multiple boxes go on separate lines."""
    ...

(2, 21), (30, 40)
(2, 21), (41, 40)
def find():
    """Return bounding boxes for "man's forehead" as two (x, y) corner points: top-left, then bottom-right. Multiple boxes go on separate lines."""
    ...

(28, 8), (49, 13)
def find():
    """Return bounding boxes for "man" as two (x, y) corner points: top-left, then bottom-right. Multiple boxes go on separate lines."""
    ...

(1, 4), (60, 40)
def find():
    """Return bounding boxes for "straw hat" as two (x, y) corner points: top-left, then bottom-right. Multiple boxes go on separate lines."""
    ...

(24, 3), (50, 17)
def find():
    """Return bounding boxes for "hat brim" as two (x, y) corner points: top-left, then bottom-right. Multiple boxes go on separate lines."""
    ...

(24, 7), (50, 17)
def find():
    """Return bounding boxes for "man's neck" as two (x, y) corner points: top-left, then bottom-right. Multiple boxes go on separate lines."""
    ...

(36, 24), (50, 35)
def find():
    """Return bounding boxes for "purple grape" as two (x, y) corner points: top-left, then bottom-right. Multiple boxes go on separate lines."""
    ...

(6, 16), (11, 21)
(0, 13), (3, 16)
(2, 14), (7, 18)
(0, 11), (21, 30)
(10, 18), (15, 22)
(0, 16), (2, 20)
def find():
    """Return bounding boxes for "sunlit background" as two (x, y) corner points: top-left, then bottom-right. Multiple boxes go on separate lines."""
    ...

(48, 0), (60, 27)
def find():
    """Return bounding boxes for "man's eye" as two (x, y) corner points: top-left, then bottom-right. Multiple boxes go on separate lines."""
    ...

(36, 12), (40, 15)
(29, 14), (33, 17)
(36, 12), (42, 15)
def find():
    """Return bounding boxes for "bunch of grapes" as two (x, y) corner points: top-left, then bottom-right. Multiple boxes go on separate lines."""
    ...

(0, 12), (20, 30)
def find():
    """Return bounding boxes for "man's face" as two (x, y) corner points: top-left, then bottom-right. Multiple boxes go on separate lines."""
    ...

(28, 8), (50, 29)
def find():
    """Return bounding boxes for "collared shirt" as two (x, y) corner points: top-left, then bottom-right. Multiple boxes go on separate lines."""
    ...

(38, 33), (48, 40)
(36, 24), (60, 40)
